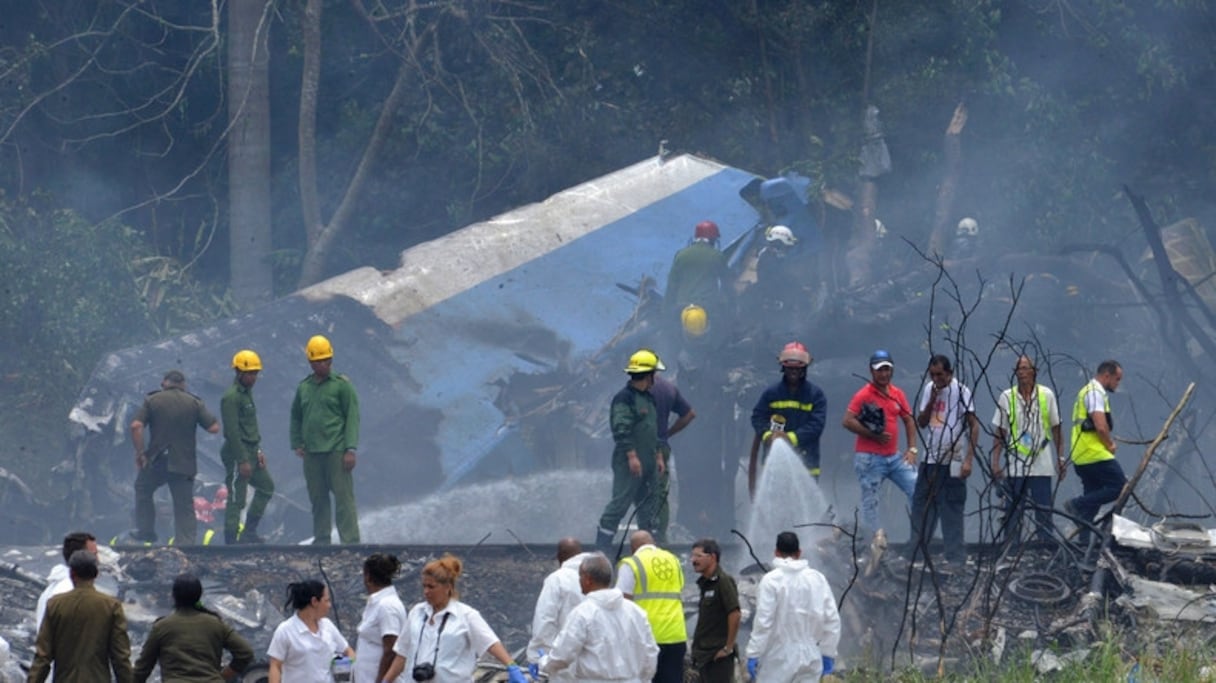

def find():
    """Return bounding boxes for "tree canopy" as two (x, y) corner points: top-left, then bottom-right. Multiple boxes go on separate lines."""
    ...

(1, 0), (1214, 516)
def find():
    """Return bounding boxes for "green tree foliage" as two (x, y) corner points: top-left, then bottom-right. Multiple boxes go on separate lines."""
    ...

(0, 193), (224, 411)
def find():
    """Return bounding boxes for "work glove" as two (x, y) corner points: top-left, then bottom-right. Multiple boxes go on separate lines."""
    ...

(822, 655), (834, 674)
(747, 657), (758, 681)
(507, 664), (528, 683)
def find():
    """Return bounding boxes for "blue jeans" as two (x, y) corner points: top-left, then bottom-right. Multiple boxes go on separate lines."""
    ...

(854, 452), (917, 535)
(1071, 459), (1127, 525)
(1000, 476), (1053, 543)
(910, 462), (966, 560)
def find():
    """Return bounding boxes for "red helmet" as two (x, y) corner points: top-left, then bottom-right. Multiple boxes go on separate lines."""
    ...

(694, 220), (720, 241)
(778, 341), (811, 367)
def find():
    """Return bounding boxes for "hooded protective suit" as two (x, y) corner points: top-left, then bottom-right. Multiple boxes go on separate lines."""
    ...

(543, 587), (659, 683)
(745, 556), (840, 683)
(527, 552), (591, 681)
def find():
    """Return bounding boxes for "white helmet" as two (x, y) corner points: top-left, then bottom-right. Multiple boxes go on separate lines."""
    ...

(765, 225), (797, 246)
(874, 218), (888, 238)
(957, 217), (979, 236)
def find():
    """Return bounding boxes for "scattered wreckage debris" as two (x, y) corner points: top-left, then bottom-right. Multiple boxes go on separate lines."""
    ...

(2, 519), (1216, 682)
(0, 545), (556, 683)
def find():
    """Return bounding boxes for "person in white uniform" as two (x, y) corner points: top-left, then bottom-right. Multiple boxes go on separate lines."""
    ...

(526, 537), (590, 682)
(382, 554), (527, 683)
(356, 553), (408, 682)
(268, 580), (354, 683)
(35, 531), (102, 683)
(745, 531), (841, 683)
(542, 553), (659, 683)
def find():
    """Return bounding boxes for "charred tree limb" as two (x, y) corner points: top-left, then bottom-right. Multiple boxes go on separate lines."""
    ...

(1124, 186), (1216, 371)
(1060, 243), (1200, 381)
(927, 103), (967, 257)
(1111, 382), (1195, 517)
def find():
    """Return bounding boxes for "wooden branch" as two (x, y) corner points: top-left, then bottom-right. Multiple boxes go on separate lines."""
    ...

(1111, 382), (1195, 516)
(298, 59), (411, 287)
(926, 102), (967, 257)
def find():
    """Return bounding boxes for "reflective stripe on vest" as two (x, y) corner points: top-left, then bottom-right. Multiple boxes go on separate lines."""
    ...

(1071, 382), (1114, 465)
(619, 548), (686, 644)
(1009, 385), (1051, 456)
(768, 400), (814, 412)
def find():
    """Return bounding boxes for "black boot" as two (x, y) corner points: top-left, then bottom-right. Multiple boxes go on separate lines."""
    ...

(595, 527), (615, 551)
(224, 529), (239, 545)
(238, 516), (265, 544)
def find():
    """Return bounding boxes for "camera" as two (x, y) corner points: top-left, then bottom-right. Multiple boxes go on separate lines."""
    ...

(858, 402), (885, 435)
(412, 664), (436, 682)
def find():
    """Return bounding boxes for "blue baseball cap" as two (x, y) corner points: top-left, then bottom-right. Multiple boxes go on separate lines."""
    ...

(869, 350), (893, 370)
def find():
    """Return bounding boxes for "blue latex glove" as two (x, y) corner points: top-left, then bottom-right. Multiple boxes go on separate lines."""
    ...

(822, 655), (834, 674)
(507, 664), (528, 683)
(747, 657), (758, 681)
(529, 648), (543, 680)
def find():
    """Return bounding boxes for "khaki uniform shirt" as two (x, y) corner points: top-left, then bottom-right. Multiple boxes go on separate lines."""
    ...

(133, 608), (255, 683)
(29, 583), (133, 683)
(133, 386), (218, 476)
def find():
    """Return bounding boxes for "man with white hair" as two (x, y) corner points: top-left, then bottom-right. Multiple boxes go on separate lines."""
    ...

(542, 553), (658, 683)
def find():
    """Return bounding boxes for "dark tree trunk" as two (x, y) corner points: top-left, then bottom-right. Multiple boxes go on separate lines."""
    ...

(227, 0), (274, 302)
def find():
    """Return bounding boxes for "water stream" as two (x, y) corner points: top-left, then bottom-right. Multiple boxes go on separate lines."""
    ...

(361, 469), (612, 544)
(737, 440), (832, 571)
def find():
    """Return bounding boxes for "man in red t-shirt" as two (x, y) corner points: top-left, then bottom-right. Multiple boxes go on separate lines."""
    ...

(842, 350), (919, 537)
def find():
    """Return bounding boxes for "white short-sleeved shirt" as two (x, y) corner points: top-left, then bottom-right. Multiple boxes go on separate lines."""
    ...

(1082, 379), (1108, 415)
(355, 586), (408, 683)
(916, 379), (975, 465)
(991, 385), (1061, 478)
(614, 544), (658, 596)
(268, 614), (350, 683)
(393, 600), (500, 682)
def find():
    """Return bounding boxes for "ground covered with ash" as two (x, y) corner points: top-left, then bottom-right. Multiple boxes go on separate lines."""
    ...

(5, 535), (1216, 681)
(0, 544), (557, 682)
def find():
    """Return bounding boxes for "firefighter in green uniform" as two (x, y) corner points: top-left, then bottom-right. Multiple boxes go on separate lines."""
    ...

(130, 370), (220, 545)
(132, 573), (255, 682)
(220, 349), (275, 544)
(290, 335), (361, 544)
(596, 349), (666, 550)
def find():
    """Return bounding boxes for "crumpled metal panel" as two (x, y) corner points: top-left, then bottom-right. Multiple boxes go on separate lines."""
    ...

(68, 155), (761, 539)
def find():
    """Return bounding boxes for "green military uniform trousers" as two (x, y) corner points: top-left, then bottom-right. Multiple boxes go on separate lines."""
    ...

(598, 450), (662, 536)
(654, 443), (673, 544)
(222, 454), (275, 537)
(304, 451), (360, 544)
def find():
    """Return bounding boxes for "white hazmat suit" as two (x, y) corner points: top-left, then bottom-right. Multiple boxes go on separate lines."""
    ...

(542, 587), (659, 683)
(745, 556), (841, 683)
(526, 552), (590, 682)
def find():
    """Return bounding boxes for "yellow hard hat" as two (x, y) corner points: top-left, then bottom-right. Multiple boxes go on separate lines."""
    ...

(232, 349), (263, 372)
(306, 335), (334, 361)
(624, 349), (666, 374)
(681, 304), (709, 337)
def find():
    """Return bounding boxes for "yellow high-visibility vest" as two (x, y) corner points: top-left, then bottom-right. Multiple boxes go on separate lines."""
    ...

(619, 546), (686, 644)
(1009, 385), (1051, 457)
(1071, 381), (1113, 465)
